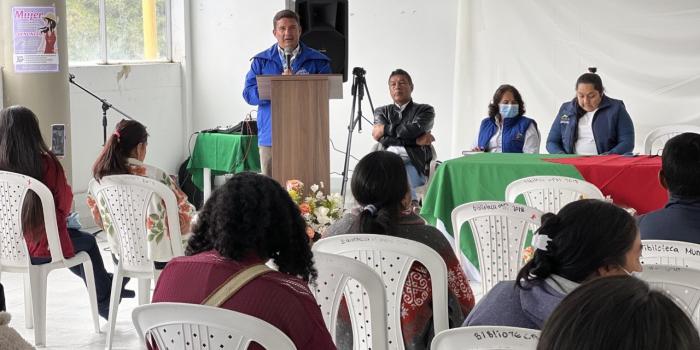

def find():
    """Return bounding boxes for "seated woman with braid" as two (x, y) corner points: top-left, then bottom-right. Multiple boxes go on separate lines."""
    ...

(463, 199), (642, 329)
(325, 151), (475, 350)
(152, 173), (335, 350)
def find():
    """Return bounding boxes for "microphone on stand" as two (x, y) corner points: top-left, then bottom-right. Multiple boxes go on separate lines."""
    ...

(284, 46), (293, 74)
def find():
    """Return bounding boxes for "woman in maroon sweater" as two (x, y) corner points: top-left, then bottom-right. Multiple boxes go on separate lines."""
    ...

(152, 172), (336, 349)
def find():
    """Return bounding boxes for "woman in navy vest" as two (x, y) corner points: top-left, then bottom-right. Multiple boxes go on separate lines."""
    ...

(473, 84), (540, 153)
(546, 69), (635, 155)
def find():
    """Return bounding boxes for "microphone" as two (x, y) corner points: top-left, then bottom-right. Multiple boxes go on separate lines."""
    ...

(284, 46), (293, 73)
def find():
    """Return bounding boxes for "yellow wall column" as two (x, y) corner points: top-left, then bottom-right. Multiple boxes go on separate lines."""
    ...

(142, 0), (157, 59)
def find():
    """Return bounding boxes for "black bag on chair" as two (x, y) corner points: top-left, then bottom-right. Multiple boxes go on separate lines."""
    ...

(178, 157), (207, 210)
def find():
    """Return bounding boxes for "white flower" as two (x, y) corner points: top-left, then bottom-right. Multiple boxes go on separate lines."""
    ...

(315, 191), (324, 200)
(310, 184), (319, 193)
(314, 207), (331, 225)
(319, 181), (325, 188)
(329, 193), (343, 207)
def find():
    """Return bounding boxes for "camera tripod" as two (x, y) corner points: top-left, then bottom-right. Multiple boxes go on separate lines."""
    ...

(340, 67), (376, 198)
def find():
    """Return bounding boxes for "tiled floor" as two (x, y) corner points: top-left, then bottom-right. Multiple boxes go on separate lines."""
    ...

(2, 231), (143, 349)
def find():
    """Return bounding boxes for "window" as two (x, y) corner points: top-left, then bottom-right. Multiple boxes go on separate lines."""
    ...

(67, 0), (171, 63)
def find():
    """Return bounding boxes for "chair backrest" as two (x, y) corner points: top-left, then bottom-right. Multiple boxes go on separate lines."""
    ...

(639, 264), (700, 330)
(505, 176), (604, 214)
(643, 125), (700, 155)
(641, 240), (700, 270)
(88, 175), (183, 274)
(132, 302), (296, 350)
(451, 201), (543, 295)
(431, 326), (540, 350)
(313, 234), (449, 349)
(311, 251), (388, 350)
(0, 171), (65, 270)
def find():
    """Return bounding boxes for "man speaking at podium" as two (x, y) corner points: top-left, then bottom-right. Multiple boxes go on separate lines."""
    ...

(243, 9), (332, 176)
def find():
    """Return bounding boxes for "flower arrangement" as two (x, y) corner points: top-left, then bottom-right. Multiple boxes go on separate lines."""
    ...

(286, 180), (344, 239)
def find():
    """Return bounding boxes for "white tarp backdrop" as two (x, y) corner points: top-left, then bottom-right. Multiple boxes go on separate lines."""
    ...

(451, 0), (700, 156)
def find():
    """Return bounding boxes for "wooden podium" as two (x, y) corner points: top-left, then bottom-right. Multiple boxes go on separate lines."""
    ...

(256, 74), (343, 189)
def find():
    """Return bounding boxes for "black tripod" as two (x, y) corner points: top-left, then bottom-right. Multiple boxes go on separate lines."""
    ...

(340, 67), (376, 198)
(68, 73), (135, 145)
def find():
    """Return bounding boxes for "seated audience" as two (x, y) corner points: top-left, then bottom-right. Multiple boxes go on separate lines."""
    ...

(152, 172), (335, 349)
(472, 84), (540, 153)
(638, 132), (700, 244)
(546, 69), (634, 155)
(372, 69), (435, 205)
(88, 120), (196, 268)
(326, 151), (475, 350)
(464, 199), (641, 329)
(0, 106), (132, 319)
(537, 275), (700, 350)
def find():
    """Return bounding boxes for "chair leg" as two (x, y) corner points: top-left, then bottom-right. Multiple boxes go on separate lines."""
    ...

(105, 269), (123, 350)
(138, 279), (151, 306)
(23, 274), (33, 329)
(81, 259), (101, 333)
(28, 268), (48, 347)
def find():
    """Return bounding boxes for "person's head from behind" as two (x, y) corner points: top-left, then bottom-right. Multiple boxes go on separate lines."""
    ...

(388, 69), (414, 105)
(186, 172), (316, 282)
(272, 9), (301, 50)
(660, 132), (700, 198)
(92, 119), (148, 180)
(538, 275), (700, 350)
(351, 151), (410, 235)
(516, 199), (641, 289)
(488, 84), (526, 120)
(575, 69), (605, 112)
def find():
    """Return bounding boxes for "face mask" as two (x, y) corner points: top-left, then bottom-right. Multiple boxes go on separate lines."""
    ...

(499, 104), (519, 119)
(622, 266), (642, 279)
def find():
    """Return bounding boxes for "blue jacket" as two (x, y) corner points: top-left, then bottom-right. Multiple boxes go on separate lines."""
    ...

(638, 196), (700, 245)
(477, 116), (537, 153)
(242, 43), (332, 146)
(546, 95), (634, 154)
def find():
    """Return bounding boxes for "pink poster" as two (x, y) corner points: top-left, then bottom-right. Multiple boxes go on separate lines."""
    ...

(12, 6), (59, 73)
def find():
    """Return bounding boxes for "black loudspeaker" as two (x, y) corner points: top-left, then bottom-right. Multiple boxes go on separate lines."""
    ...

(294, 0), (349, 82)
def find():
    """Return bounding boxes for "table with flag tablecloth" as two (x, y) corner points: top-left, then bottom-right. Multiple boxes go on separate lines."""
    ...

(186, 132), (260, 199)
(420, 153), (667, 278)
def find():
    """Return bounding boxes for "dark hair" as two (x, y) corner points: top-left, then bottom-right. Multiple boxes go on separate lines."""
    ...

(92, 119), (148, 181)
(516, 199), (637, 288)
(487, 84), (526, 119)
(0, 106), (58, 240)
(538, 276), (700, 350)
(273, 9), (300, 29)
(388, 69), (414, 89)
(661, 133), (700, 197)
(575, 68), (605, 94)
(186, 172), (316, 282)
(351, 151), (409, 235)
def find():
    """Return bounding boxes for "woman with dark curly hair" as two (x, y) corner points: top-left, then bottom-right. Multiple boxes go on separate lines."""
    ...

(463, 199), (642, 330)
(152, 172), (335, 349)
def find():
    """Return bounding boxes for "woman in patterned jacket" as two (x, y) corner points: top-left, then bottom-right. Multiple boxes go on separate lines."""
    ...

(88, 119), (196, 269)
(325, 151), (475, 350)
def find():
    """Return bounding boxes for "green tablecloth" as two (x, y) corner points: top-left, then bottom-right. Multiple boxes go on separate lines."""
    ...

(420, 153), (582, 269)
(187, 132), (261, 190)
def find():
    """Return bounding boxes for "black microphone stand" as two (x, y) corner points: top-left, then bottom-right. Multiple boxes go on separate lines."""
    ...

(340, 67), (375, 199)
(68, 73), (136, 145)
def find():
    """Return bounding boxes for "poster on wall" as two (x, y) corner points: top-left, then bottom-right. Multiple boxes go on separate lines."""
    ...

(12, 6), (60, 73)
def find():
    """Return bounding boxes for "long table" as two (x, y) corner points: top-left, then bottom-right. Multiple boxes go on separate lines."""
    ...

(420, 153), (666, 278)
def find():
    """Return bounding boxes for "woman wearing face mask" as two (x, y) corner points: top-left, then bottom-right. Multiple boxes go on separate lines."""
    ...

(472, 84), (540, 153)
(463, 199), (642, 330)
(546, 68), (635, 155)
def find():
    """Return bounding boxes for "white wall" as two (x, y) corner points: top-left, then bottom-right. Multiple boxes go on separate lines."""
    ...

(69, 63), (184, 220)
(189, 0), (459, 182)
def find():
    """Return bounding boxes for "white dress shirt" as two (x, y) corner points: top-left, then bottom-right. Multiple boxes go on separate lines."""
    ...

(574, 109), (599, 155)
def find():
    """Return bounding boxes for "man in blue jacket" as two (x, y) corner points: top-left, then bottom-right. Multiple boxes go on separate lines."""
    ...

(243, 10), (332, 176)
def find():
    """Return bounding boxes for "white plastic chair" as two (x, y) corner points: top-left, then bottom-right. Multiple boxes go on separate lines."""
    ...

(505, 176), (604, 214)
(89, 174), (184, 349)
(313, 234), (449, 350)
(0, 171), (100, 346)
(132, 302), (296, 350)
(641, 240), (700, 270)
(639, 264), (700, 330)
(643, 125), (700, 155)
(431, 326), (540, 350)
(311, 251), (388, 350)
(451, 201), (543, 296)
